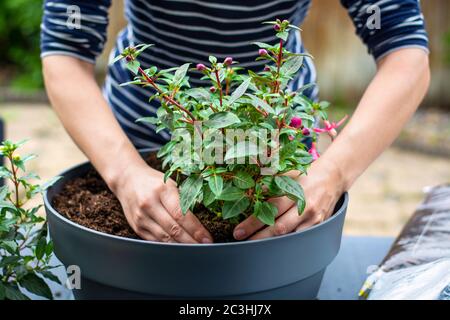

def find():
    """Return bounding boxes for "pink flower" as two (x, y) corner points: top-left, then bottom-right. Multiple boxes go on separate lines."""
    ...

(196, 63), (206, 71)
(259, 49), (268, 56)
(313, 115), (348, 138)
(274, 24), (281, 31)
(224, 57), (233, 66)
(263, 66), (270, 72)
(302, 128), (310, 136)
(290, 116), (302, 129)
(209, 86), (216, 93)
(309, 142), (320, 161)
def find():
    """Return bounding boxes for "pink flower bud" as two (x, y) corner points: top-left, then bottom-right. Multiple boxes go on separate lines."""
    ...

(259, 49), (268, 56)
(290, 116), (302, 129)
(274, 24), (281, 31)
(224, 57), (233, 66)
(196, 63), (206, 71)
(125, 56), (132, 62)
(302, 128), (310, 136)
(209, 86), (216, 93)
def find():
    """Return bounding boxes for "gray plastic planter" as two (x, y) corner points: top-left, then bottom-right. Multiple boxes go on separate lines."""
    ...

(44, 150), (348, 300)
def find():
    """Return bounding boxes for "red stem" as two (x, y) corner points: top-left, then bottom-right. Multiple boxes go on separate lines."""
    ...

(137, 66), (195, 122)
(214, 69), (223, 108)
(274, 38), (284, 93)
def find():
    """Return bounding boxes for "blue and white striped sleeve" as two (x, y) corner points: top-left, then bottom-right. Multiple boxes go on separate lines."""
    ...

(340, 0), (429, 61)
(40, 0), (112, 64)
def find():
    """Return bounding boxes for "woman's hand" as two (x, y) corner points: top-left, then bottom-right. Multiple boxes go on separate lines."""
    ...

(112, 163), (213, 244)
(233, 157), (346, 240)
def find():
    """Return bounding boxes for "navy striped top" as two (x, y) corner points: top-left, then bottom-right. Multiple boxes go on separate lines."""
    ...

(41, 0), (429, 148)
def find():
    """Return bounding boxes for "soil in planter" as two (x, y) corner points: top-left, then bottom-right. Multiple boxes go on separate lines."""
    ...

(52, 153), (238, 242)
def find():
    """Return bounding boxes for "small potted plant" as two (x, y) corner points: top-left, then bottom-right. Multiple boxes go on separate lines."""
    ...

(0, 140), (60, 300)
(44, 19), (348, 299)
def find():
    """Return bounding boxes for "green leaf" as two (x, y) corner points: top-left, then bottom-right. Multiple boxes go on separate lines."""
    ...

(222, 197), (250, 219)
(125, 60), (140, 74)
(173, 63), (190, 85)
(119, 79), (144, 87)
(39, 176), (62, 193)
(254, 201), (278, 226)
(232, 171), (255, 189)
(0, 255), (20, 268)
(45, 241), (54, 257)
(208, 175), (223, 196)
(228, 78), (251, 106)
(110, 53), (125, 65)
(217, 186), (245, 201)
(19, 273), (53, 300)
(4, 284), (29, 300)
(186, 88), (210, 101)
(297, 197), (306, 215)
(204, 112), (241, 129)
(135, 43), (153, 56)
(202, 184), (216, 207)
(274, 176), (304, 201)
(0, 282), (5, 300)
(276, 31), (289, 41)
(280, 55), (304, 76)
(136, 117), (159, 125)
(38, 270), (61, 285)
(224, 141), (260, 162)
(280, 141), (298, 160)
(246, 94), (275, 115)
(209, 56), (217, 64)
(35, 237), (46, 260)
(252, 42), (274, 50)
(0, 185), (8, 200)
(179, 175), (203, 214)
(297, 83), (316, 94)
(157, 140), (178, 158)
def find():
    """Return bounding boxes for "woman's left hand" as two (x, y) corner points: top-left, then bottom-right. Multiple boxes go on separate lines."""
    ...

(233, 157), (346, 241)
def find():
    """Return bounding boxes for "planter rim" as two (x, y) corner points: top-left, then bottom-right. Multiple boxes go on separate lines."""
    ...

(44, 154), (348, 248)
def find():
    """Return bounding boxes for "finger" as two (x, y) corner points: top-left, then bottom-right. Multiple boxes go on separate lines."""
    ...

(249, 206), (310, 240)
(269, 196), (295, 214)
(233, 197), (294, 240)
(139, 218), (176, 243)
(296, 219), (319, 232)
(160, 187), (213, 243)
(142, 199), (197, 244)
(295, 209), (329, 232)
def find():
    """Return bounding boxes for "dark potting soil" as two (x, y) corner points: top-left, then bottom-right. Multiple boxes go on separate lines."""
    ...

(52, 153), (238, 242)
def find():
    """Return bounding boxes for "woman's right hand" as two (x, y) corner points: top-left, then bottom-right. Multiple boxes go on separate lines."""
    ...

(111, 163), (213, 244)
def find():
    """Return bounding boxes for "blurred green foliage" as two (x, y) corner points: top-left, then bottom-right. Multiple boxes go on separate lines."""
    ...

(0, 0), (44, 90)
(445, 30), (450, 66)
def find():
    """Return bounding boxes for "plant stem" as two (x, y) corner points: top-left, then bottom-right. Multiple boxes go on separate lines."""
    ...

(8, 155), (20, 208)
(274, 38), (284, 93)
(214, 69), (223, 108)
(137, 66), (196, 122)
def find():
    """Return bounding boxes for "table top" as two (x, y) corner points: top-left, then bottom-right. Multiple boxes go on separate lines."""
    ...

(37, 236), (394, 300)
(318, 236), (394, 300)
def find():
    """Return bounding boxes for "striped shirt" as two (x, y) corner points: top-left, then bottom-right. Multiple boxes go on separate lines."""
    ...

(41, 0), (429, 148)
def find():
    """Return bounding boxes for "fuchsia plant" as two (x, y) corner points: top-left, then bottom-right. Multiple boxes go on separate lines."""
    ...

(113, 19), (347, 226)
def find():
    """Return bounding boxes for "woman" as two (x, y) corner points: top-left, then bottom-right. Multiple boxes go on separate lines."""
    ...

(41, 0), (430, 243)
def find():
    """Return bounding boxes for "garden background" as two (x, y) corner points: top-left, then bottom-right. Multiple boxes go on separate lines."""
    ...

(0, 0), (449, 236)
